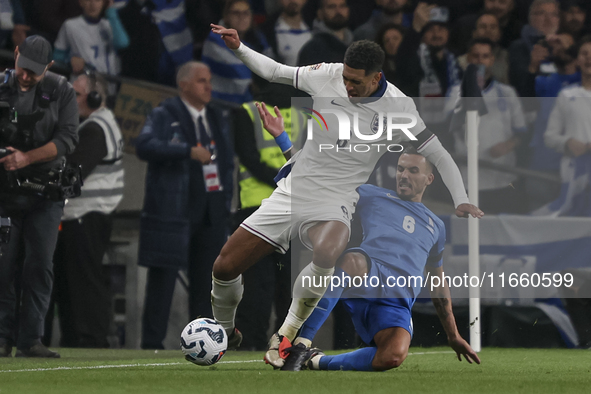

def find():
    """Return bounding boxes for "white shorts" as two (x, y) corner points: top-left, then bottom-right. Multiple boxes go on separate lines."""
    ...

(240, 186), (354, 254)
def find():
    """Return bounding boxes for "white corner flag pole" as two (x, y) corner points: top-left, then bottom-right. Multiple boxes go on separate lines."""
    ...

(466, 109), (481, 352)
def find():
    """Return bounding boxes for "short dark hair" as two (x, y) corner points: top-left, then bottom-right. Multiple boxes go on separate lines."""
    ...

(576, 35), (591, 56)
(401, 146), (433, 174)
(344, 40), (385, 75)
(467, 37), (496, 53)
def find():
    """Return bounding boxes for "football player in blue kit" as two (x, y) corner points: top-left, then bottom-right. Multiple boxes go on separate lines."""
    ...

(255, 103), (481, 372)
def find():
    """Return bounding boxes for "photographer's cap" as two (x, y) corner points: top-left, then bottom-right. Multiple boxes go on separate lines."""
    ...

(17, 35), (52, 75)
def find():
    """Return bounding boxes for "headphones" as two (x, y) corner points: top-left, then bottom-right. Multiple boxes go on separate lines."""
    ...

(85, 71), (104, 110)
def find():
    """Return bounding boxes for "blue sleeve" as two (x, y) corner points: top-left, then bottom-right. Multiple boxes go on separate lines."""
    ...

(53, 48), (69, 64)
(135, 109), (192, 162)
(105, 7), (130, 50)
(426, 219), (445, 268)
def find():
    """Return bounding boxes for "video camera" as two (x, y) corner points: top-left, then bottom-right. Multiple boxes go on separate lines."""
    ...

(0, 102), (83, 201)
(0, 216), (10, 245)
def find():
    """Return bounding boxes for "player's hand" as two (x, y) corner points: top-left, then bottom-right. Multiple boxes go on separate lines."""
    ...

(0, 147), (30, 171)
(412, 2), (436, 33)
(256, 102), (285, 138)
(455, 203), (484, 219)
(489, 139), (517, 158)
(210, 24), (241, 50)
(529, 44), (549, 74)
(12, 24), (30, 47)
(449, 337), (481, 364)
(70, 56), (86, 74)
(565, 138), (588, 157)
(190, 146), (212, 164)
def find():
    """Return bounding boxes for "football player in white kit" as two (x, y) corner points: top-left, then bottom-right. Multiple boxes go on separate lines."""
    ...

(209, 23), (483, 368)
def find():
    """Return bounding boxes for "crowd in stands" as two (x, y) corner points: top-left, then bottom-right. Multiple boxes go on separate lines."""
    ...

(2, 0), (591, 215)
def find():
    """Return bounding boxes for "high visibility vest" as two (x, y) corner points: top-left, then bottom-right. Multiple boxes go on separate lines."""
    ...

(239, 102), (305, 209)
(62, 107), (125, 220)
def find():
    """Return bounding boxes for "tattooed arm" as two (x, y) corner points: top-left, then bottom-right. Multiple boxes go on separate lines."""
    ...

(426, 264), (481, 364)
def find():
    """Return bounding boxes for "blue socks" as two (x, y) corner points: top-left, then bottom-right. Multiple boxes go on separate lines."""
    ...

(318, 347), (378, 371)
(299, 268), (347, 341)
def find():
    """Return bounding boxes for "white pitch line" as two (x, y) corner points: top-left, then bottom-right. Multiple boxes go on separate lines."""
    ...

(0, 351), (455, 374)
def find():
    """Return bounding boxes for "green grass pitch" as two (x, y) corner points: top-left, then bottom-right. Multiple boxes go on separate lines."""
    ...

(1, 348), (589, 394)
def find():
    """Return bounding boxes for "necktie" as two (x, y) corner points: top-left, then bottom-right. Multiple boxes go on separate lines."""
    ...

(197, 116), (210, 147)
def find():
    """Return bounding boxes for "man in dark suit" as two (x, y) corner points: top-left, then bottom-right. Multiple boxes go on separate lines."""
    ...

(136, 62), (234, 349)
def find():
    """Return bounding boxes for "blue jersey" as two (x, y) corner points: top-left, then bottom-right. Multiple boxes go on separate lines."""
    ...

(354, 184), (446, 300)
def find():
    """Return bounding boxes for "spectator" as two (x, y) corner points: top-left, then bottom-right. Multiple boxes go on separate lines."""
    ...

(457, 13), (510, 84)
(53, 0), (130, 76)
(451, 38), (528, 214)
(32, 0), (82, 44)
(527, 32), (580, 209)
(0, 0), (29, 49)
(297, 0), (352, 65)
(509, 0), (561, 98)
(117, 0), (161, 83)
(202, 0), (273, 103)
(353, 0), (412, 41)
(261, 0), (312, 66)
(396, 2), (461, 132)
(451, 0), (523, 55)
(376, 23), (405, 87)
(47, 72), (124, 348)
(544, 36), (591, 179)
(186, 0), (224, 58)
(136, 62), (234, 350)
(533, 36), (591, 216)
(561, 0), (588, 41)
(118, 0), (194, 86)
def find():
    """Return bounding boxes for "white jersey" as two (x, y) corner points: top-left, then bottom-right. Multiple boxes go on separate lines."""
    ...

(283, 63), (426, 207)
(451, 80), (527, 191)
(55, 16), (120, 75)
(545, 84), (591, 154)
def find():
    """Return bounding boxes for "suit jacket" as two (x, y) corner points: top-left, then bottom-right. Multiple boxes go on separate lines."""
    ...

(135, 96), (234, 269)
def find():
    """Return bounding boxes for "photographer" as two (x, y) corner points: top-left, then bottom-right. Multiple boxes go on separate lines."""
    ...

(0, 35), (79, 358)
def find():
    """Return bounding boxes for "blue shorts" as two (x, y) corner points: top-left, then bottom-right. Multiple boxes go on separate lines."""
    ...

(340, 248), (414, 346)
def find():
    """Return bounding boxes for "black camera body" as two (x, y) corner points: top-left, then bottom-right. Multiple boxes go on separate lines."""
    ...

(0, 100), (83, 201)
(0, 216), (10, 245)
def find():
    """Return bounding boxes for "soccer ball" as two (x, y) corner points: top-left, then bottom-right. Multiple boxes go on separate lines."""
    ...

(180, 318), (227, 366)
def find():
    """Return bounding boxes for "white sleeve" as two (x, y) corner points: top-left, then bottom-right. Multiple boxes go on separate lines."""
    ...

(544, 96), (568, 153)
(233, 43), (297, 86)
(419, 135), (470, 208)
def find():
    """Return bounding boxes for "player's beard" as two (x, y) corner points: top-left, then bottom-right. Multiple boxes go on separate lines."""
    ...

(325, 15), (349, 31)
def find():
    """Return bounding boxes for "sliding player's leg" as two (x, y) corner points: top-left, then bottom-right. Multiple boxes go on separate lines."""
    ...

(211, 227), (277, 347)
(309, 326), (411, 372)
(297, 252), (369, 347)
(265, 220), (349, 367)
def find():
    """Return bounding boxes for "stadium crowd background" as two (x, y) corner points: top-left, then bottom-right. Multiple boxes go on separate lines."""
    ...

(1, 0), (591, 352)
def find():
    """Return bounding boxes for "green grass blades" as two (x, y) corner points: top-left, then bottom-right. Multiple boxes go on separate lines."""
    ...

(0, 348), (590, 394)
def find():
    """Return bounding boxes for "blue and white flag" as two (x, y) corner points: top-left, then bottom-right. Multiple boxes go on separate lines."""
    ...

(532, 154), (591, 217)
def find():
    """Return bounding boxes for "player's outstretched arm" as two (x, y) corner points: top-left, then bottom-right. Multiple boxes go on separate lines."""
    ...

(426, 265), (481, 365)
(256, 102), (295, 160)
(210, 23), (297, 86)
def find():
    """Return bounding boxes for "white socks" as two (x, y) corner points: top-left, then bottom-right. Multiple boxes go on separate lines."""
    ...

(278, 262), (334, 341)
(211, 274), (243, 335)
